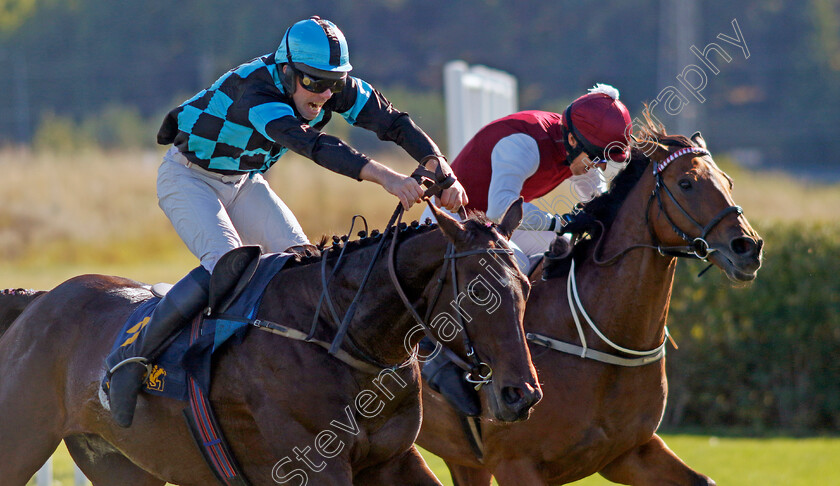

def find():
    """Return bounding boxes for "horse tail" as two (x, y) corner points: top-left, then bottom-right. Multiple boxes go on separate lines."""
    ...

(0, 289), (47, 338)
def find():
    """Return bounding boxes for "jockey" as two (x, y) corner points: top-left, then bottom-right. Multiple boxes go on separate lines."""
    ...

(104, 16), (466, 428)
(422, 84), (632, 417)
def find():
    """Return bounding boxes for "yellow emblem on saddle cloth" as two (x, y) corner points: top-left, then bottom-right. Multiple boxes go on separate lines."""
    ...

(120, 316), (150, 347)
(146, 365), (167, 392)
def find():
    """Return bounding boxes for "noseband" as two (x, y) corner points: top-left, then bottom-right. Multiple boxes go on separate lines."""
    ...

(387, 209), (515, 391)
(647, 147), (743, 260)
(594, 146), (743, 265)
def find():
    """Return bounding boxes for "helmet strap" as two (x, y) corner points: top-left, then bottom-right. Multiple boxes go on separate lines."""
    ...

(281, 64), (297, 95)
(280, 29), (297, 94)
(562, 105), (602, 166)
(562, 107), (585, 166)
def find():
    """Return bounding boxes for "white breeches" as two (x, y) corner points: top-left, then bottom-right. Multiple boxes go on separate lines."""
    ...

(157, 147), (309, 272)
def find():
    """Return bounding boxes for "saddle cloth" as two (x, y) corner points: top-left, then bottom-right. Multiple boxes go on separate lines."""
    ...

(105, 253), (292, 401)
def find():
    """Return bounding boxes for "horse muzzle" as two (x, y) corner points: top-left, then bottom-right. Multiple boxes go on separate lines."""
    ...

(709, 235), (763, 282)
(487, 380), (543, 422)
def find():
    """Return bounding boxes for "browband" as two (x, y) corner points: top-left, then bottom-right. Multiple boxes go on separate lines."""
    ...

(654, 147), (710, 174)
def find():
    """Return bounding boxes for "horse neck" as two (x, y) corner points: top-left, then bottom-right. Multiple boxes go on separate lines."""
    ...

(345, 229), (450, 364)
(261, 229), (449, 366)
(535, 171), (677, 352)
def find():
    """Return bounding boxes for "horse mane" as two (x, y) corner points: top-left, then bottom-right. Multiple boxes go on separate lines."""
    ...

(282, 211), (500, 269)
(579, 116), (695, 232)
(542, 117), (698, 279)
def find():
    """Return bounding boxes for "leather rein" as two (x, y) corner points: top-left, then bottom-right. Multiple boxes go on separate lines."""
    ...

(252, 163), (513, 389)
(528, 146), (741, 367)
(386, 206), (514, 391)
(593, 146), (743, 266)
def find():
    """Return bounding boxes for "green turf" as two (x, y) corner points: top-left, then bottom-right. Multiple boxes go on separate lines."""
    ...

(423, 436), (840, 485)
(28, 435), (840, 485)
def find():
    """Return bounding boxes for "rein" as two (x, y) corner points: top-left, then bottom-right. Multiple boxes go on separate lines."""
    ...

(593, 147), (742, 266)
(527, 259), (672, 367)
(530, 146), (740, 366)
(385, 208), (514, 390)
(318, 162), (458, 367)
(249, 162), (514, 378)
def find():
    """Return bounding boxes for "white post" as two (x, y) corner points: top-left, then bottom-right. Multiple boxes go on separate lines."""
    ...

(75, 464), (89, 485)
(444, 60), (518, 159)
(36, 458), (52, 486)
(34, 457), (89, 485)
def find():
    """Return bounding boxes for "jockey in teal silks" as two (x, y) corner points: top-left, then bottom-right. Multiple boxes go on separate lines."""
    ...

(104, 16), (466, 428)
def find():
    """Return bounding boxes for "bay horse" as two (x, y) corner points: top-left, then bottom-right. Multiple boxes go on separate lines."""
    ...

(417, 128), (763, 485)
(0, 202), (540, 486)
(0, 288), (46, 336)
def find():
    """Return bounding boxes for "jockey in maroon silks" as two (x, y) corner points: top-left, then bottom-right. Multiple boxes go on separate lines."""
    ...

(422, 84), (634, 417)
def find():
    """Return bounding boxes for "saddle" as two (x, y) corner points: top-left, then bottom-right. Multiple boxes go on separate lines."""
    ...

(104, 251), (290, 485)
(107, 251), (288, 401)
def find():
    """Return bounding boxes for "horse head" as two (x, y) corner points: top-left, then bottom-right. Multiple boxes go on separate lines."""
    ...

(643, 130), (763, 282)
(421, 200), (541, 422)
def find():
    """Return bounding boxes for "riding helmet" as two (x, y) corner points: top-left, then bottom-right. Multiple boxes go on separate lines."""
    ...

(563, 84), (632, 163)
(277, 16), (352, 77)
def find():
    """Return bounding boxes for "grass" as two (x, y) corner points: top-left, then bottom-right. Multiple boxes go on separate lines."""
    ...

(424, 435), (840, 484)
(6, 147), (840, 484)
(1, 147), (429, 288)
(2, 148), (839, 290)
(29, 436), (840, 485)
(563, 435), (840, 485)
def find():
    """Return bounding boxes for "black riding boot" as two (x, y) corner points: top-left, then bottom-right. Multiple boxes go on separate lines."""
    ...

(105, 266), (211, 428)
(419, 338), (481, 417)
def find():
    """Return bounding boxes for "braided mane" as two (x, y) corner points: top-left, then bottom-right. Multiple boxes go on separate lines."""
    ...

(284, 211), (500, 268)
(579, 118), (696, 231)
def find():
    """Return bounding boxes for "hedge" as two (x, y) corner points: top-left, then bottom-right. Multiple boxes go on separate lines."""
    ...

(663, 223), (840, 434)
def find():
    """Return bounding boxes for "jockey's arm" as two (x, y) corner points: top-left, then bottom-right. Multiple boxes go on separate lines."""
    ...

(258, 117), (423, 210)
(337, 80), (466, 210)
(359, 161), (424, 211)
(487, 133), (556, 231)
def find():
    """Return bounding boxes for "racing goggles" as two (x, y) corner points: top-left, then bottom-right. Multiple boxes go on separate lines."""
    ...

(297, 69), (346, 94)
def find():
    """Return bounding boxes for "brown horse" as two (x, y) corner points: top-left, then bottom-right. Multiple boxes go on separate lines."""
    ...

(0, 288), (46, 336)
(0, 202), (540, 486)
(417, 128), (763, 485)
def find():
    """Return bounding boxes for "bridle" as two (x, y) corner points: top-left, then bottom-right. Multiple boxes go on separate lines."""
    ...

(385, 162), (517, 390)
(386, 208), (515, 391)
(594, 146), (743, 266)
(297, 162), (516, 391)
(528, 146), (742, 366)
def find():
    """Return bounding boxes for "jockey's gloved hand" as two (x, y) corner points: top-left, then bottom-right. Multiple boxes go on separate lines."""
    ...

(553, 210), (596, 235)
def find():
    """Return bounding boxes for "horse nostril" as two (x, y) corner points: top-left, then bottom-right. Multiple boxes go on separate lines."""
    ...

(502, 386), (525, 406)
(730, 236), (757, 256)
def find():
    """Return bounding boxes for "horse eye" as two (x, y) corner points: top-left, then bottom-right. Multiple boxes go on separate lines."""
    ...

(678, 179), (693, 190)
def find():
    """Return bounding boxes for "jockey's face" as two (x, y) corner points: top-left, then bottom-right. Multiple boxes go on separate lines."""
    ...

(567, 133), (607, 176)
(285, 65), (333, 121)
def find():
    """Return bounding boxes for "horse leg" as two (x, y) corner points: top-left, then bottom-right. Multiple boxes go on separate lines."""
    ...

(0, 432), (60, 486)
(0, 342), (64, 484)
(493, 459), (548, 486)
(598, 433), (715, 486)
(65, 434), (165, 486)
(353, 446), (442, 486)
(445, 460), (493, 486)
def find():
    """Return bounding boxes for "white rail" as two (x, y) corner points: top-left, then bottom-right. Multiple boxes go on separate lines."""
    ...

(34, 457), (89, 486)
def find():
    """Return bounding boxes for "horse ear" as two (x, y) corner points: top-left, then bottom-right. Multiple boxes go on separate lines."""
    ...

(691, 131), (707, 150)
(497, 197), (524, 240)
(428, 202), (466, 243)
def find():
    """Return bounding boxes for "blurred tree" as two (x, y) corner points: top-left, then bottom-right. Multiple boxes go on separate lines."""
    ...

(0, 0), (836, 176)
